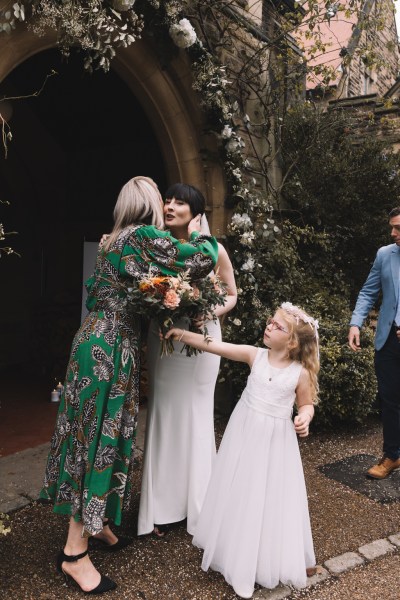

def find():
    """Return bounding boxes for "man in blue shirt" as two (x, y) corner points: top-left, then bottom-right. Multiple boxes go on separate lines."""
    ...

(348, 207), (400, 479)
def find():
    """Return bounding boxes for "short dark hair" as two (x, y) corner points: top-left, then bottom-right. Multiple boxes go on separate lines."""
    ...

(165, 183), (206, 217)
(389, 207), (400, 218)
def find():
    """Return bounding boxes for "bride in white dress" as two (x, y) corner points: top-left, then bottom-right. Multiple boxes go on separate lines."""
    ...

(138, 183), (237, 537)
(166, 302), (319, 598)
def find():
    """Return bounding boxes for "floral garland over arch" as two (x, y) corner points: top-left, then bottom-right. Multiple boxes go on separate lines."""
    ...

(0, 0), (262, 213)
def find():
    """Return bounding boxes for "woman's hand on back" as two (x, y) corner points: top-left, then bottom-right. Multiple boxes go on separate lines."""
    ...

(99, 233), (110, 247)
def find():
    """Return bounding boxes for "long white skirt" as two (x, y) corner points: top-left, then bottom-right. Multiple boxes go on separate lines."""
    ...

(138, 318), (221, 535)
(192, 399), (315, 599)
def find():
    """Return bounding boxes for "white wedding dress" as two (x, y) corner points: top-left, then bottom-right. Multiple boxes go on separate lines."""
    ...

(138, 317), (221, 536)
(192, 348), (315, 599)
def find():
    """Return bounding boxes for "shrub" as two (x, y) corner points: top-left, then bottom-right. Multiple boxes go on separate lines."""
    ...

(317, 320), (377, 427)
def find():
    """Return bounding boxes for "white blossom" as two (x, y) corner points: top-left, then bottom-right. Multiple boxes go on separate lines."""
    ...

(231, 213), (253, 230)
(240, 231), (255, 246)
(233, 318), (242, 326)
(225, 138), (240, 153)
(169, 18), (197, 48)
(13, 3), (25, 21)
(242, 257), (255, 272)
(232, 168), (242, 181)
(221, 124), (232, 139)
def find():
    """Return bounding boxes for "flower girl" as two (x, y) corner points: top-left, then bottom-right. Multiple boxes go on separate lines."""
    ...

(165, 302), (319, 598)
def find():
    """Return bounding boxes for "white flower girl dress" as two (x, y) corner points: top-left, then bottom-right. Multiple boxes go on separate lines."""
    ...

(192, 347), (315, 599)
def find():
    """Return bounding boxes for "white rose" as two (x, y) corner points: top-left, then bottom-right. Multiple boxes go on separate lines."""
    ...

(169, 18), (197, 48)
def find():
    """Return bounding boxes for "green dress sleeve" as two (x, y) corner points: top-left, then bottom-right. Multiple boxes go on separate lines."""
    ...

(120, 225), (218, 279)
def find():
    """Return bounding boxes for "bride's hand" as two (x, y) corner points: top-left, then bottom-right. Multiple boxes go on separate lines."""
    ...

(99, 233), (110, 247)
(188, 214), (202, 236)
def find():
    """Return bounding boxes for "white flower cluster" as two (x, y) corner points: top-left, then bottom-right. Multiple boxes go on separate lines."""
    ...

(169, 18), (197, 48)
(225, 133), (245, 154)
(239, 231), (255, 246)
(231, 213), (253, 230)
(242, 257), (255, 272)
(221, 124), (232, 139)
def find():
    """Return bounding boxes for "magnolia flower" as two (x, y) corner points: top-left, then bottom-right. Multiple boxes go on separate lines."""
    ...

(231, 213), (253, 230)
(163, 289), (181, 309)
(169, 18), (197, 48)
(112, 0), (135, 11)
(221, 124), (233, 139)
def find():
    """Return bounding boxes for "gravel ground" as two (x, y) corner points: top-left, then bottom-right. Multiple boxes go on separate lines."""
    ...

(1, 415), (400, 600)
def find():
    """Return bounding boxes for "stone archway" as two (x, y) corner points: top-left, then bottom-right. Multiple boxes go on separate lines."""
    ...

(0, 26), (227, 234)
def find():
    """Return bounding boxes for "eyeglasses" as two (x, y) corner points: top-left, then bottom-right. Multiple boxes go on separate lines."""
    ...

(266, 317), (289, 334)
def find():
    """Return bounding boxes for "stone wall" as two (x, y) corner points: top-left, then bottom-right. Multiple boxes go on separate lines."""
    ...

(338, 0), (400, 99)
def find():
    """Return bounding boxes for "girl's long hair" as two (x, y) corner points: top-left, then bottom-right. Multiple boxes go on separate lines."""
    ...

(103, 176), (164, 252)
(277, 307), (320, 403)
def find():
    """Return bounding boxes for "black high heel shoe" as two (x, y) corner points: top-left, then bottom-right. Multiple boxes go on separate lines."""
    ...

(56, 549), (117, 595)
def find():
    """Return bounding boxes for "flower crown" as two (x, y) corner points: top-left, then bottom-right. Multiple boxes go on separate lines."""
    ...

(280, 302), (319, 334)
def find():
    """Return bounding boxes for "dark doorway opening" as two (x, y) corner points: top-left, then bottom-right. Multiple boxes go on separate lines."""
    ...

(0, 49), (166, 454)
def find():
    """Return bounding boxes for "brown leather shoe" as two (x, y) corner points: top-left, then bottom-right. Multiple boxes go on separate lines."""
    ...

(366, 456), (400, 479)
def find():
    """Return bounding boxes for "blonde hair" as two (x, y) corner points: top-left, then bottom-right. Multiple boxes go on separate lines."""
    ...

(103, 176), (164, 251)
(276, 305), (320, 404)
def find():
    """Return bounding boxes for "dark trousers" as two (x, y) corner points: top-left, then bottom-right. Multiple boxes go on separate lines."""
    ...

(375, 327), (400, 459)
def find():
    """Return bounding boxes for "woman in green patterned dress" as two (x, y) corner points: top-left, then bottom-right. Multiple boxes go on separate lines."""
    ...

(40, 176), (218, 594)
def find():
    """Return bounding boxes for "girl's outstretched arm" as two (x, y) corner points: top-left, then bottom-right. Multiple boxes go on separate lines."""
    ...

(166, 328), (257, 366)
(294, 368), (315, 438)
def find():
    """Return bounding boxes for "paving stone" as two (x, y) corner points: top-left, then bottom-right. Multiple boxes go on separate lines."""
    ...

(305, 566), (330, 587)
(253, 584), (291, 599)
(0, 495), (31, 513)
(358, 538), (395, 560)
(388, 533), (400, 547)
(324, 551), (364, 574)
(319, 453), (400, 503)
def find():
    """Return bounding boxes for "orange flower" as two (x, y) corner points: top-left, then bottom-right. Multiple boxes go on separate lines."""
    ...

(139, 277), (170, 294)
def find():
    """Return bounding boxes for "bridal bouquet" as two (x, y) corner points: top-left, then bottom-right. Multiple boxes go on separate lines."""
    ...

(126, 268), (227, 356)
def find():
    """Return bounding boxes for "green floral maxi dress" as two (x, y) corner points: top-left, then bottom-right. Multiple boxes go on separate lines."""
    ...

(40, 224), (218, 536)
